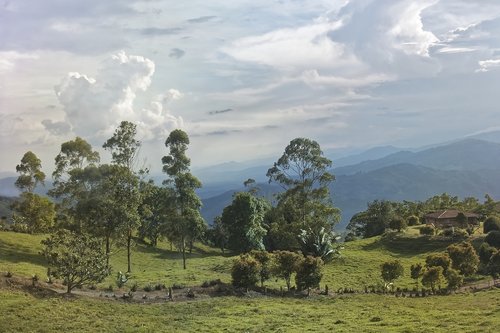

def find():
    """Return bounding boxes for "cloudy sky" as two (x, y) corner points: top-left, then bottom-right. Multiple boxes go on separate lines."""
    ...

(1, 0), (500, 174)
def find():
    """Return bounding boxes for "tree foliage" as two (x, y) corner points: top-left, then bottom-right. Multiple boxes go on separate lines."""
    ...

(11, 193), (55, 233)
(347, 200), (395, 238)
(425, 253), (451, 275)
(231, 254), (260, 289)
(381, 260), (404, 285)
(446, 242), (479, 276)
(295, 256), (323, 292)
(221, 192), (269, 253)
(267, 138), (340, 247)
(272, 250), (302, 291)
(15, 151), (45, 193)
(485, 230), (500, 248)
(421, 266), (445, 292)
(162, 129), (205, 269)
(41, 230), (110, 293)
(484, 216), (500, 234)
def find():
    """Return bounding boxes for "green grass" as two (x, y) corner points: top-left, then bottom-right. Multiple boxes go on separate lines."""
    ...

(1, 229), (499, 332)
(0, 229), (485, 290)
(1, 288), (499, 332)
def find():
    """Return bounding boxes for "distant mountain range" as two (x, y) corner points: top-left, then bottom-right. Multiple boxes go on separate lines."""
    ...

(199, 137), (500, 229)
(2, 133), (500, 230)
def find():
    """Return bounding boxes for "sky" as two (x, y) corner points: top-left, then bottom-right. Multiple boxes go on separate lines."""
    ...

(1, 0), (500, 175)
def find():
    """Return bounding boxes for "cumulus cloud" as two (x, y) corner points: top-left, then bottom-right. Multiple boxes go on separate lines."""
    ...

(53, 51), (183, 141)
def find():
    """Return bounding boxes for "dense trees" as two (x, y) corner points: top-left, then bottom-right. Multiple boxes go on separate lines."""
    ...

(446, 242), (479, 276)
(162, 129), (205, 269)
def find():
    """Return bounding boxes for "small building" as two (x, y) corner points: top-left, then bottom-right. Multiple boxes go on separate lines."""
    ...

(424, 209), (479, 228)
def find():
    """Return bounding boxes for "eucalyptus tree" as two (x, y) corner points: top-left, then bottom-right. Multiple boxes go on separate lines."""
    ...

(162, 129), (205, 269)
(266, 138), (340, 249)
(12, 151), (55, 233)
(102, 121), (142, 273)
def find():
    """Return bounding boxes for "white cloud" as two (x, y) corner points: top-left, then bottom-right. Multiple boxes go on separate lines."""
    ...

(222, 20), (350, 72)
(54, 51), (183, 141)
(476, 58), (500, 72)
(388, 1), (439, 57)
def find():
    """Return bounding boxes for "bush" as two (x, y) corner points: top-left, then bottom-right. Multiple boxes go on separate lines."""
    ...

(295, 256), (323, 292)
(421, 266), (445, 292)
(154, 283), (165, 291)
(115, 271), (129, 288)
(441, 228), (468, 239)
(272, 251), (302, 291)
(483, 216), (500, 234)
(425, 253), (451, 274)
(143, 284), (154, 292)
(408, 215), (420, 226)
(479, 243), (496, 264)
(485, 230), (500, 248)
(445, 268), (463, 290)
(231, 254), (260, 289)
(419, 225), (435, 236)
(130, 282), (139, 292)
(201, 279), (221, 288)
(389, 217), (407, 232)
(381, 260), (404, 288)
(446, 242), (479, 276)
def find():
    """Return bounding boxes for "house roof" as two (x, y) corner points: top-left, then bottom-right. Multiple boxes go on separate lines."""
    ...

(424, 209), (479, 219)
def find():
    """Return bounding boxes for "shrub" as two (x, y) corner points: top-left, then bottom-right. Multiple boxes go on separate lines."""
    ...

(425, 253), (451, 274)
(130, 282), (139, 292)
(381, 260), (404, 289)
(272, 251), (302, 291)
(483, 216), (500, 234)
(421, 266), (445, 292)
(445, 268), (463, 290)
(487, 250), (500, 279)
(485, 230), (500, 248)
(446, 242), (479, 276)
(295, 256), (323, 292)
(143, 284), (154, 292)
(441, 228), (468, 240)
(479, 243), (496, 264)
(201, 279), (221, 288)
(408, 215), (420, 226)
(249, 250), (273, 287)
(389, 217), (407, 232)
(231, 254), (260, 289)
(419, 225), (435, 236)
(115, 271), (129, 288)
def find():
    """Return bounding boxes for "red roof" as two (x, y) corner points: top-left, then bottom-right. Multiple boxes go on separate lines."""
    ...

(424, 209), (479, 219)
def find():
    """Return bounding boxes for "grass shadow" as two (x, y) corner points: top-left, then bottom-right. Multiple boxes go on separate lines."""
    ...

(361, 234), (454, 258)
(0, 239), (45, 267)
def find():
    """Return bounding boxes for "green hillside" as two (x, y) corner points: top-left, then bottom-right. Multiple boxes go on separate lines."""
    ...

(1, 229), (499, 332)
(0, 229), (465, 291)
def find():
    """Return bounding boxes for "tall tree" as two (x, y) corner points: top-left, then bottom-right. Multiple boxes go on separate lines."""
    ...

(267, 138), (340, 249)
(49, 137), (100, 232)
(162, 129), (205, 269)
(15, 151), (45, 193)
(103, 121), (142, 273)
(103, 121), (141, 170)
(12, 152), (55, 233)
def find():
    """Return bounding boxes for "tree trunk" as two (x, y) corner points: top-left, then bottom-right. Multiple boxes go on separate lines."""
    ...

(182, 236), (186, 270)
(105, 236), (110, 267)
(189, 240), (193, 254)
(127, 232), (132, 273)
(67, 283), (72, 294)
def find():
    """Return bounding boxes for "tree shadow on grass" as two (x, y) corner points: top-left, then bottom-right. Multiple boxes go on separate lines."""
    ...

(0, 239), (45, 267)
(361, 234), (454, 258)
(133, 241), (234, 261)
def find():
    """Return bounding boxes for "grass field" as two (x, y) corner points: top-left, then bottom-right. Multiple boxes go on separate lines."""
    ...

(0, 228), (480, 291)
(1, 288), (499, 332)
(1, 228), (499, 332)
